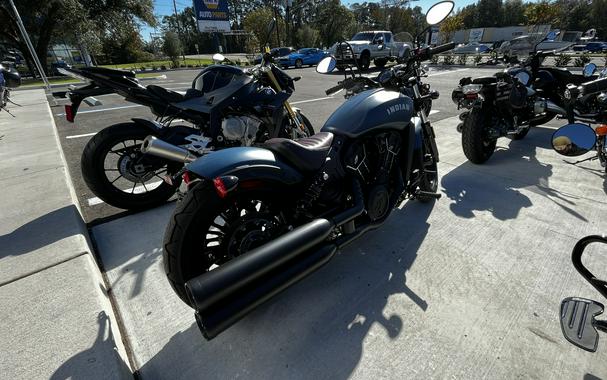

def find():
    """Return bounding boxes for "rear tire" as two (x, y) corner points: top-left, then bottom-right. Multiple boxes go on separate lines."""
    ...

(358, 53), (371, 71)
(163, 182), (290, 305)
(81, 123), (180, 210)
(461, 108), (498, 164)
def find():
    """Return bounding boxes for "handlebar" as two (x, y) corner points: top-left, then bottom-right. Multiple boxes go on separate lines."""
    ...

(429, 42), (457, 56)
(325, 83), (344, 96)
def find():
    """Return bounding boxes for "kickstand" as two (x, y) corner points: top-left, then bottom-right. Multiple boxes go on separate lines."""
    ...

(1, 107), (15, 117)
(7, 98), (22, 107)
(565, 156), (598, 165)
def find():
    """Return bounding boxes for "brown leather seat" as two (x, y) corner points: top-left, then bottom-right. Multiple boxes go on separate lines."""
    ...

(264, 132), (333, 172)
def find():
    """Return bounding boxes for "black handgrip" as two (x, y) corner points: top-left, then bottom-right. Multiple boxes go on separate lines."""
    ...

(579, 77), (607, 96)
(325, 83), (344, 96)
(429, 42), (456, 56)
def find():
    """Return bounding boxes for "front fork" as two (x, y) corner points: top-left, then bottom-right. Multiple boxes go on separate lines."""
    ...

(263, 67), (306, 134)
(412, 81), (439, 163)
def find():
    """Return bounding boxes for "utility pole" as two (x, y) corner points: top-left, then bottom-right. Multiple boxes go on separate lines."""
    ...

(7, 0), (51, 93)
(172, 0), (187, 61)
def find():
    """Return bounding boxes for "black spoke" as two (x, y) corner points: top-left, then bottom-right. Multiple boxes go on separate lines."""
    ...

(110, 175), (124, 184)
(104, 168), (119, 172)
(141, 181), (149, 193)
(130, 181), (137, 194)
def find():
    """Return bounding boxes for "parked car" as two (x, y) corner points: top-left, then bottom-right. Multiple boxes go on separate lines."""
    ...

(585, 41), (607, 53)
(51, 60), (72, 76)
(253, 47), (295, 64)
(277, 48), (329, 69)
(453, 42), (490, 54)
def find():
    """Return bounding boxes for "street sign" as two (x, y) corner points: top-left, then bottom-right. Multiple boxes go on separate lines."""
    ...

(469, 28), (484, 43)
(193, 0), (231, 33)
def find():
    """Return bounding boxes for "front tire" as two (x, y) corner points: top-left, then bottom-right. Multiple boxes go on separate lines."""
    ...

(461, 108), (498, 164)
(81, 123), (180, 210)
(358, 53), (371, 71)
(295, 59), (303, 69)
(163, 182), (290, 305)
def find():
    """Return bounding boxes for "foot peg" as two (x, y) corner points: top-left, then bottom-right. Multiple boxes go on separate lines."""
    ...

(416, 190), (441, 199)
(560, 297), (606, 352)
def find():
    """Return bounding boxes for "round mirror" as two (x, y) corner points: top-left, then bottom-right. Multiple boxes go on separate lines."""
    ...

(552, 123), (596, 157)
(426, 1), (455, 26)
(212, 53), (226, 63)
(316, 56), (336, 74)
(583, 63), (597, 77)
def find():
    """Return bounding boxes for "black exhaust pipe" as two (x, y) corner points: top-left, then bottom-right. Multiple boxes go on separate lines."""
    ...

(186, 218), (333, 314)
(194, 244), (337, 339)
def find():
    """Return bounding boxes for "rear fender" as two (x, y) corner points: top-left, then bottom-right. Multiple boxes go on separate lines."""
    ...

(185, 146), (304, 187)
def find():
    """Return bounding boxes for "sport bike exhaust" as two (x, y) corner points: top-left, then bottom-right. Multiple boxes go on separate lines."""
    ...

(186, 180), (367, 340)
(140, 135), (197, 163)
(534, 99), (566, 116)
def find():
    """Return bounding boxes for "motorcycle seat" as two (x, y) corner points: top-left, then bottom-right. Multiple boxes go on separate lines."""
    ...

(147, 85), (204, 104)
(264, 132), (333, 172)
(472, 76), (497, 84)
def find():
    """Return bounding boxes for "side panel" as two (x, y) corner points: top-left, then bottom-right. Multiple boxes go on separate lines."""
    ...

(186, 147), (304, 185)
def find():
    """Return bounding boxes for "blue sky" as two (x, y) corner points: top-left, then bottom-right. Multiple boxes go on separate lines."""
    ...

(142, 0), (501, 40)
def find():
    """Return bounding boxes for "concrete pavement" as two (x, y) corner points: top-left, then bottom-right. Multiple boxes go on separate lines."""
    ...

(0, 90), (131, 379)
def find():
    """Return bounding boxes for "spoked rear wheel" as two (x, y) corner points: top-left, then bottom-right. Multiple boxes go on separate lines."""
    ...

(163, 183), (291, 305)
(81, 123), (180, 210)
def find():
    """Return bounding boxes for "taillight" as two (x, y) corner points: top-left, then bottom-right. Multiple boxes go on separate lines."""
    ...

(213, 177), (228, 198)
(65, 104), (75, 122)
(182, 171), (192, 186)
(596, 125), (607, 136)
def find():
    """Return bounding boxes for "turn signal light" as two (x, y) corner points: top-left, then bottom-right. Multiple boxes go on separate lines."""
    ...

(213, 177), (228, 198)
(597, 125), (607, 136)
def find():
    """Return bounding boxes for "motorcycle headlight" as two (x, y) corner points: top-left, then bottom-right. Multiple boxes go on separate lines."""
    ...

(462, 84), (482, 94)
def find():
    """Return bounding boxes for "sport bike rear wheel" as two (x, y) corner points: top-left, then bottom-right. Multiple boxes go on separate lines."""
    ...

(81, 123), (180, 210)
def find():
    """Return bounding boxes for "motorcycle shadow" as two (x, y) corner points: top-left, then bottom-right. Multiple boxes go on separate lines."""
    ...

(138, 200), (436, 379)
(442, 131), (587, 222)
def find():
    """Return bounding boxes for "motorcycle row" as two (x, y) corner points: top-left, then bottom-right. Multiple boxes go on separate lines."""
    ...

(12, 0), (598, 351)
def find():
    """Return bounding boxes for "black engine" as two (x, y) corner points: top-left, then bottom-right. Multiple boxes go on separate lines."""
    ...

(345, 132), (401, 221)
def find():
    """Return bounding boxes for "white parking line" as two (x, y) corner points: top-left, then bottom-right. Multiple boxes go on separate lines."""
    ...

(87, 180), (163, 206)
(428, 68), (470, 77)
(291, 96), (333, 105)
(66, 132), (97, 139)
(429, 110), (440, 115)
(56, 104), (143, 116)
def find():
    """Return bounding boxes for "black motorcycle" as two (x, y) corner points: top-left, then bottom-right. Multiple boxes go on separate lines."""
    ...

(54, 23), (312, 210)
(452, 32), (596, 164)
(0, 62), (21, 115)
(559, 236), (607, 352)
(161, 1), (456, 340)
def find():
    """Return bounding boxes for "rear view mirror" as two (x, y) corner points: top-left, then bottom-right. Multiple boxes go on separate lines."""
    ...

(316, 57), (336, 74)
(584, 63), (597, 77)
(552, 123), (596, 157)
(425, 1), (455, 26)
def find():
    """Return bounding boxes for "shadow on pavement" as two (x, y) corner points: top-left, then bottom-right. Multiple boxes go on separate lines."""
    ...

(137, 199), (435, 379)
(442, 128), (587, 222)
(50, 311), (131, 380)
(0, 205), (83, 258)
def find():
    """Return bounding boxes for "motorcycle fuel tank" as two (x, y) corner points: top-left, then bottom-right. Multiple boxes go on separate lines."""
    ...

(321, 89), (414, 138)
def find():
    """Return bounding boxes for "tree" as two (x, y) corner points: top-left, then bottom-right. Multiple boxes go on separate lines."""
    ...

(440, 14), (464, 42)
(0, 0), (155, 75)
(243, 7), (286, 49)
(163, 31), (182, 67)
(524, 0), (559, 25)
(313, 0), (355, 48)
(502, 0), (526, 26)
(476, 0), (504, 27)
(295, 25), (319, 47)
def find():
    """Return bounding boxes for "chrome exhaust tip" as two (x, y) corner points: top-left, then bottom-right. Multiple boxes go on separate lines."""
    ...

(141, 135), (197, 163)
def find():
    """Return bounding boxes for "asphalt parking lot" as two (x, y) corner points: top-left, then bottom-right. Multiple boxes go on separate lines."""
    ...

(44, 65), (484, 223)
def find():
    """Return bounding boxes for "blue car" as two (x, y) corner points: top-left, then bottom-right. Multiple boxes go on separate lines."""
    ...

(278, 48), (329, 69)
(585, 42), (607, 53)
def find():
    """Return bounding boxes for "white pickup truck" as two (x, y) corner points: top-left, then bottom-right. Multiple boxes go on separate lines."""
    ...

(331, 31), (411, 71)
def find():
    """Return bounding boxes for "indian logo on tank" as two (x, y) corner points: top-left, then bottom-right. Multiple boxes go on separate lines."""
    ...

(204, 0), (219, 9)
(386, 102), (409, 116)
